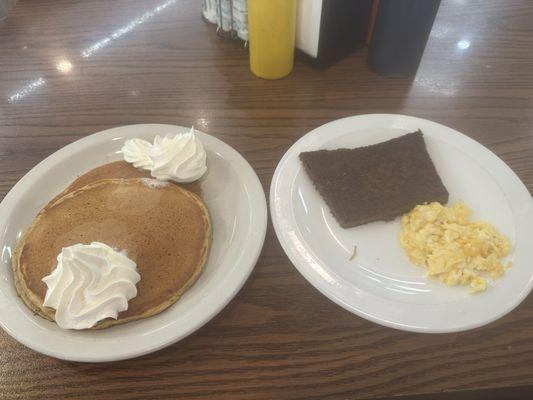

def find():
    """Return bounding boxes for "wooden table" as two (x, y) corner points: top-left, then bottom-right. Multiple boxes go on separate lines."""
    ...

(0, 1), (532, 399)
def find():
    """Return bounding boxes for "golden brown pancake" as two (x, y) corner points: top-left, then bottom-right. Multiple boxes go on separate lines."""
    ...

(13, 178), (211, 329)
(50, 161), (202, 205)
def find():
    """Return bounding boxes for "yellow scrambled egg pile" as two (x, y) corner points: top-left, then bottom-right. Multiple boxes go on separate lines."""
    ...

(399, 202), (511, 293)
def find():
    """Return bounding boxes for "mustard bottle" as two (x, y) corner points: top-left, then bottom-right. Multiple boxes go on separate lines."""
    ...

(248, 0), (297, 79)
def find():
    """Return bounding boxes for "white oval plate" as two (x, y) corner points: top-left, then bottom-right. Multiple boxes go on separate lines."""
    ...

(0, 124), (267, 361)
(271, 114), (533, 333)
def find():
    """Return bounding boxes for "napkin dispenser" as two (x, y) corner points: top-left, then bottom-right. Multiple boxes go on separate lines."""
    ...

(296, 0), (372, 68)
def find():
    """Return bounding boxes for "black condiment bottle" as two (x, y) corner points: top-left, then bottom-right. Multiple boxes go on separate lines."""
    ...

(367, 0), (441, 76)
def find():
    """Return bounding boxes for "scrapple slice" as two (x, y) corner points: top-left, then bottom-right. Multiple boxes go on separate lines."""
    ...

(299, 131), (449, 228)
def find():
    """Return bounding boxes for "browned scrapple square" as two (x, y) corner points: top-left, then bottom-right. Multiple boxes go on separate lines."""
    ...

(299, 131), (449, 228)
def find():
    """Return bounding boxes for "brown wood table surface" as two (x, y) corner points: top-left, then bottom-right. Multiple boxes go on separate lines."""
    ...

(1, 0), (532, 399)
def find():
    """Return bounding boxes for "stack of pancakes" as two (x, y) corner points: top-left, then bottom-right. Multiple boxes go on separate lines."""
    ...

(12, 161), (211, 329)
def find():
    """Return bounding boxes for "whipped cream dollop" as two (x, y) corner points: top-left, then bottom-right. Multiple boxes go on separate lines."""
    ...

(122, 127), (207, 183)
(42, 242), (140, 330)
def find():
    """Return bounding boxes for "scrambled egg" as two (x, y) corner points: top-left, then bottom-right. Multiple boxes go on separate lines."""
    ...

(399, 202), (511, 293)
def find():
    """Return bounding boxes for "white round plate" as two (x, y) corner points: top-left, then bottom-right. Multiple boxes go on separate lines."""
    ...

(0, 124), (267, 361)
(271, 114), (533, 333)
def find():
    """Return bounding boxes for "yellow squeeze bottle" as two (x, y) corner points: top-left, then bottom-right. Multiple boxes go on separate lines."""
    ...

(248, 0), (297, 79)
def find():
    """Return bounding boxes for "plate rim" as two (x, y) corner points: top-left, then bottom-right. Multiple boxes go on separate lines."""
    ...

(270, 113), (533, 333)
(0, 124), (268, 361)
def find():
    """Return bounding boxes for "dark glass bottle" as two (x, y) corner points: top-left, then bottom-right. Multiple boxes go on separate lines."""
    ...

(367, 0), (441, 76)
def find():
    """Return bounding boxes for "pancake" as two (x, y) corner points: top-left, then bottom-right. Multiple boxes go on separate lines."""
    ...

(49, 161), (202, 205)
(13, 178), (211, 329)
